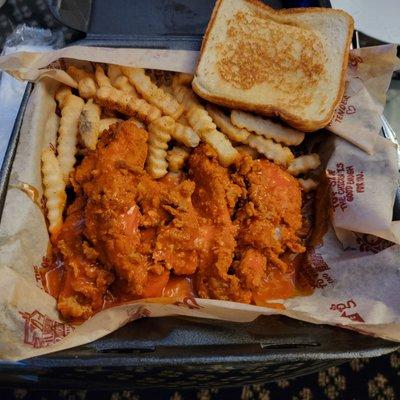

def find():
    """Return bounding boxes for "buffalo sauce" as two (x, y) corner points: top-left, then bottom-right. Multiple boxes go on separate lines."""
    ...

(162, 276), (194, 298)
(39, 204), (85, 301)
(252, 253), (312, 308)
(41, 256), (64, 298)
(101, 274), (195, 311)
(119, 204), (141, 236)
(43, 169), (311, 320)
(252, 267), (296, 306)
(42, 202), (310, 318)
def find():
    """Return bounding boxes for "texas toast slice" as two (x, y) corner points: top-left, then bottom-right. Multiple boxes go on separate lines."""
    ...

(192, 0), (354, 132)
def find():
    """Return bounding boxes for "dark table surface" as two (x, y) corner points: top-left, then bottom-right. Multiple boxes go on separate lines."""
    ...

(1, 351), (399, 399)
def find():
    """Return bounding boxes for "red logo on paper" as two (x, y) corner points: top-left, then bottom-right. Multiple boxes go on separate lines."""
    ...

(32, 256), (51, 287)
(39, 58), (67, 71)
(297, 249), (334, 290)
(331, 95), (358, 125)
(327, 163), (365, 212)
(32, 265), (42, 285)
(173, 296), (201, 310)
(349, 55), (363, 69)
(127, 306), (151, 322)
(19, 310), (74, 348)
(355, 233), (394, 254)
(330, 299), (365, 322)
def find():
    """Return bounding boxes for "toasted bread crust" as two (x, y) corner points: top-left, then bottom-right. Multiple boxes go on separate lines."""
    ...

(193, 0), (354, 132)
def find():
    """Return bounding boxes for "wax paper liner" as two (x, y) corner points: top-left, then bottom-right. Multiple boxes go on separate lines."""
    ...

(328, 44), (400, 154)
(0, 47), (399, 361)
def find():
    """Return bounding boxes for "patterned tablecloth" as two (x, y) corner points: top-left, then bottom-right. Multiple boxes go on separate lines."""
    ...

(1, 351), (399, 399)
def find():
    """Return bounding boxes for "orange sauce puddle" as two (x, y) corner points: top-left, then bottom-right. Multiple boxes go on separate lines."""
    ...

(42, 251), (310, 321)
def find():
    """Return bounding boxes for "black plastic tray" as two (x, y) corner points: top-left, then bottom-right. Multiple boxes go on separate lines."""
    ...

(0, 0), (398, 389)
(48, 0), (332, 49)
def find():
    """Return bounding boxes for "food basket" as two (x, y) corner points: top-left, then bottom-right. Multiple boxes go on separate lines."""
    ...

(0, 0), (398, 389)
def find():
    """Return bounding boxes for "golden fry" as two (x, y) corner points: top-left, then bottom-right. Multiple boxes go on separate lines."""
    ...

(245, 134), (294, 166)
(231, 110), (305, 146)
(57, 93), (85, 182)
(171, 83), (199, 108)
(43, 113), (60, 149)
(95, 86), (161, 123)
(207, 105), (249, 143)
(287, 154), (321, 176)
(79, 99), (101, 150)
(113, 75), (138, 98)
(171, 121), (200, 147)
(98, 118), (122, 134)
(55, 86), (72, 108)
(186, 105), (215, 135)
(78, 77), (98, 99)
(167, 146), (190, 172)
(122, 67), (184, 119)
(171, 84), (238, 166)
(95, 64), (112, 87)
(66, 65), (93, 82)
(107, 64), (123, 84)
(41, 147), (66, 238)
(298, 178), (319, 192)
(186, 105), (238, 166)
(147, 116), (174, 178)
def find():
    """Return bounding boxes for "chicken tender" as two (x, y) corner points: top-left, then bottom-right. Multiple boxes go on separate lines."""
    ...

(52, 118), (308, 321)
(55, 197), (114, 320)
(189, 145), (249, 302)
(189, 146), (305, 304)
(234, 158), (305, 276)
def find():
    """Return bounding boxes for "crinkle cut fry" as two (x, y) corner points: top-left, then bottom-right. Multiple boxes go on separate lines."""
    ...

(98, 118), (123, 134)
(298, 178), (319, 192)
(55, 85), (72, 108)
(95, 64), (112, 87)
(167, 146), (190, 172)
(231, 110), (305, 146)
(113, 75), (138, 98)
(207, 104), (249, 143)
(187, 104), (238, 166)
(56, 90), (85, 182)
(41, 147), (66, 239)
(172, 84), (238, 166)
(122, 66), (184, 119)
(107, 64), (123, 84)
(171, 81), (199, 108)
(78, 77), (98, 99)
(147, 116), (175, 178)
(95, 86), (161, 123)
(66, 65), (93, 82)
(288, 154), (321, 176)
(245, 133), (294, 166)
(79, 99), (101, 150)
(171, 120), (200, 147)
